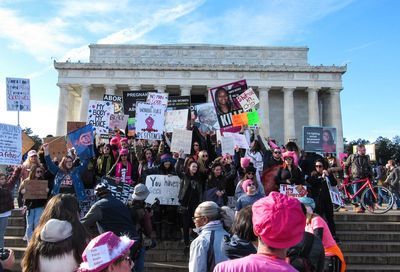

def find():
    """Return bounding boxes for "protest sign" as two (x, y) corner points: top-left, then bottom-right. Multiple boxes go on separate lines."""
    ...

(165, 109), (189, 132)
(109, 114), (129, 132)
(87, 100), (113, 134)
(352, 144), (376, 161)
(146, 92), (169, 107)
(167, 96), (191, 110)
(145, 175), (180, 205)
(247, 110), (260, 125)
(236, 88), (259, 112)
(23, 180), (48, 200)
(135, 103), (165, 140)
(279, 184), (308, 198)
(22, 131), (35, 155)
(224, 132), (249, 149)
(231, 112), (248, 127)
(103, 94), (123, 115)
(191, 103), (220, 134)
(79, 189), (97, 218)
(6, 77), (31, 111)
(127, 118), (135, 137)
(303, 126), (337, 153)
(101, 176), (134, 205)
(0, 123), (22, 165)
(123, 91), (155, 117)
(220, 135), (235, 155)
(67, 124), (95, 160)
(209, 80), (247, 131)
(170, 129), (192, 154)
(43, 136), (67, 161)
(325, 178), (344, 206)
(67, 121), (87, 133)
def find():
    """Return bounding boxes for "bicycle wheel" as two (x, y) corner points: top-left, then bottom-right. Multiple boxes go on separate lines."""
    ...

(361, 185), (394, 214)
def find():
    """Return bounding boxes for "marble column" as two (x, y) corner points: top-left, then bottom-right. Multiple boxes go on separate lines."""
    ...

(258, 86), (271, 137)
(79, 84), (91, 122)
(283, 87), (296, 142)
(306, 88), (320, 126)
(206, 86), (213, 103)
(329, 88), (344, 153)
(104, 84), (116, 95)
(180, 85), (191, 96)
(155, 85), (166, 93)
(56, 84), (70, 136)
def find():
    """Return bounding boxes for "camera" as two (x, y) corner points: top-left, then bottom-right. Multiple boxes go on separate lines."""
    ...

(0, 248), (10, 261)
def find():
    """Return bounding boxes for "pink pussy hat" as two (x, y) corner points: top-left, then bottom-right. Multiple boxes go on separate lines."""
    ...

(252, 191), (306, 249)
(241, 179), (255, 192)
(240, 157), (251, 169)
(78, 231), (135, 272)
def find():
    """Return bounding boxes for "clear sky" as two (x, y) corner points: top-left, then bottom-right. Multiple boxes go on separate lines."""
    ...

(0, 0), (399, 141)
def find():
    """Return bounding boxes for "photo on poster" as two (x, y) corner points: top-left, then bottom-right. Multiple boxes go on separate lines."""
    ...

(209, 80), (247, 130)
(190, 103), (220, 134)
(303, 126), (337, 153)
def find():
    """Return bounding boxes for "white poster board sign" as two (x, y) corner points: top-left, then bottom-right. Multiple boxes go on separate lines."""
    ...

(135, 102), (165, 140)
(170, 129), (192, 154)
(220, 135), (235, 155)
(87, 100), (113, 134)
(224, 132), (250, 149)
(146, 92), (169, 107)
(109, 114), (129, 132)
(145, 175), (180, 205)
(279, 184), (308, 198)
(326, 178), (344, 206)
(0, 123), (22, 165)
(236, 88), (259, 112)
(6, 77), (31, 111)
(165, 109), (188, 132)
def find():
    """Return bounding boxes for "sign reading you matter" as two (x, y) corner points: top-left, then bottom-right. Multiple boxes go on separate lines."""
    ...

(87, 100), (113, 134)
(0, 123), (22, 165)
(145, 175), (180, 205)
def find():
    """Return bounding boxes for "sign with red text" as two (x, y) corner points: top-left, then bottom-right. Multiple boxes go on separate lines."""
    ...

(279, 184), (308, 198)
(146, 92), (169, 107)
(237, 88), (259, 112)
(0, 123), (22, 165)
(135, 103), (165, 140)
(6, 77), (31, 111)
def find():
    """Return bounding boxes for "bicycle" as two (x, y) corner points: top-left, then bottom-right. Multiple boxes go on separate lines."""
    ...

(334, 177), (394, 214)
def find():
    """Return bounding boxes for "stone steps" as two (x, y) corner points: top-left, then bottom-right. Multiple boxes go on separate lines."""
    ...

(336, 221), (400, 232)
(346, 264), (400, 272)
(341, 241), (400, 252)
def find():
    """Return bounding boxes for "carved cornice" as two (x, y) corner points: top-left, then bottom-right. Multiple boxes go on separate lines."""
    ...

(54, 62), (347, 74)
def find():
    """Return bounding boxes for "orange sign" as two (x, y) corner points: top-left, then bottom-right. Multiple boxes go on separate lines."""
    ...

(231, 112), (248, 127)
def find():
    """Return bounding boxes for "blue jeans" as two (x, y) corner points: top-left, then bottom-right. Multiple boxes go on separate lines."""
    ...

(133, 247), (145, 272)
(26, 207), (44, 241)
(352, 181), (363, 204)
(0, 216), (9, 248)
(393, 191), (400, 208)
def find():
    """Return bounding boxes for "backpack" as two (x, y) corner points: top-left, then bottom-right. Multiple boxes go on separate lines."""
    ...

(288, 233), (316, 272)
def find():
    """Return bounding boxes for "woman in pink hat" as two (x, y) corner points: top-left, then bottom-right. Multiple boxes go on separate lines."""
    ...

(114, 149), (133, 185)
(77, 231), (135, 272)
(274, 151), (304, 186)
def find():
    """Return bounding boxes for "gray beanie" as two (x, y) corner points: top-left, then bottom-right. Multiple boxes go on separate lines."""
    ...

(40, 219), (73, 242)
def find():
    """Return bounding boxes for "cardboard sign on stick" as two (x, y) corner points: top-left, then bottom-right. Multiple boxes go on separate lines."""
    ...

(170, 129), (192, 154)
(43, 136), (67, 161)
(24, 180), (48, 199)
(22, 131), (35, 155)
(0, 123), (22, 165)
(236, 88), (259, 112)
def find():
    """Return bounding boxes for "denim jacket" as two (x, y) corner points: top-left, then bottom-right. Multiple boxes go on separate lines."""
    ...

(189, 220), (229, 272)
(45, 155), (87, 201)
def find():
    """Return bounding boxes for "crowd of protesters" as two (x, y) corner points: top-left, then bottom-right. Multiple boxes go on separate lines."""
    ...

(1, 118), (400, 272)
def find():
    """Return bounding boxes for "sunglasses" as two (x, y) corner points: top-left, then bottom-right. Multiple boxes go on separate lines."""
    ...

(284, 157), (293, 161)
(315, 165), (323, 168)
(36, 170), (43, 173)
(274, 151), (281, 154)
(247, 172), (255, 176)
(203, 155), (208, 157)
(121, 154), (128, 157)
(247, 183), (255, 187)
(193, 144), (199, 146)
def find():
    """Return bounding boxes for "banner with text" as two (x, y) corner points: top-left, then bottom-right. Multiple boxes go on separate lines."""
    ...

(167, 96), (191, 110)
(303, 126), (337, 153)
(109, 114), (129, 132)
(165, 109), (189, 133)
(0, 123), (22, 165)
(103, 94), (123, 115)
(123, 91), (156, 117)
(87, 100), (113, 134)
(146, 92), (169, 107)
(279, 184), (308, 198)
(237, 88), (259, 112)
(6, 77), (31, 111)
(209, 80), (247, 131)
(145, 175), (180, 205)
(135, 103), (165, 140)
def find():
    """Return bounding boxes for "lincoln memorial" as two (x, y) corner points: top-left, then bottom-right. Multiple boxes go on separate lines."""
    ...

(54, 44), (346, 152)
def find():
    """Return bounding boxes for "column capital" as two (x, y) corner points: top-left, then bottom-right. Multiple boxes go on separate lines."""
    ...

(56, 83), (71, 90)
(327, 88), (342, 94)
(104, 84), (116, 95)
(258, 86), (271, 92)
(305, 87), (319, 93)
(282, 87), (296, 93)
(80, 84), (91, 90)
(104, 84), (116, 89)
(154, 85), (166, 93)
(180, 85), (191, 96)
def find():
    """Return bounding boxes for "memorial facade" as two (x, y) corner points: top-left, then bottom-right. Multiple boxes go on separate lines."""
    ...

(54, 44), (346, 152)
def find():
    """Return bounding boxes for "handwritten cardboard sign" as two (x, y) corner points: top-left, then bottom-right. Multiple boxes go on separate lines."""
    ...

(135, 102), (165, 140)
(67, 121), (87, 133)
(109, 114), (129, 132)
(223, 132), (249, 149)
(43, 136), (67, 161)
(87, 100), (113, 134)
(6, 77), (31, 111)
(146, 92), (169, 107)
(165, 109), (189, 132)
(145, 175), (180, 205)
(22, 131), (35, 155)
(170, 129), (192, 154)
(0, 123), (22, 165)
(236, 88), (259, 112)
(24, 180), (48, 199)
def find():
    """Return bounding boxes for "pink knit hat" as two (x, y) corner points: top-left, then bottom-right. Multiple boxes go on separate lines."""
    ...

(240, 157), (251, 169)
(282, 151), (298, 167)
(252, 192), (306, 249)
(78, 231), (134, 272)
(120, 138), (128, 144)
(119, 149), (128, 156)
(110, 137), (119, 146)
(241, 179), (255, 192)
